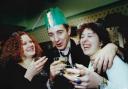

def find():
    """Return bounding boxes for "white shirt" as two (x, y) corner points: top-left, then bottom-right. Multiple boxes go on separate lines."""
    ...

(88, 55), (128, 89)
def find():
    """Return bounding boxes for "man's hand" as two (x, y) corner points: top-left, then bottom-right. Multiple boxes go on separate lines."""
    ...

(50, 59), (67, 80)
(91, 43), (118, 73)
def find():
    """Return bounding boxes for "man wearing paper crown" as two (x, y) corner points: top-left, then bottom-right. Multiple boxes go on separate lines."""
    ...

(43, 7), (118, 89)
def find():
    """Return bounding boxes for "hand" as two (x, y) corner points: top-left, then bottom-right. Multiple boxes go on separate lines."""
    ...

(64, 64), (103, 89)
(50, 59), (67, 80)
(74, 71), (103, 89)
(24, 56), (48, 81)
(63, 68), (81, 78)
(91, 43), (117, 73)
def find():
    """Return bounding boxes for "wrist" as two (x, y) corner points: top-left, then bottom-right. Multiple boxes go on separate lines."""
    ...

(24, 74), (33, 81)
(99, 77), (108, 88)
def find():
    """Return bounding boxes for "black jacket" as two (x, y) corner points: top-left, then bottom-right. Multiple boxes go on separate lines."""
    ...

(2, 60), (48, 89)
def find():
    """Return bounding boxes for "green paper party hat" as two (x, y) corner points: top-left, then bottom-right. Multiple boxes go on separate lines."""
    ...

(44, 7), (67, 28)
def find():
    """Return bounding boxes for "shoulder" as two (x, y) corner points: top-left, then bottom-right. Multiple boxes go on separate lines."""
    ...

(106, 55), (128, 88)
(107, 55), (128, 79)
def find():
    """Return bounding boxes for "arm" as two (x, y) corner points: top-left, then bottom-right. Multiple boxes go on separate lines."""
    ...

(63, 63), (128, 89)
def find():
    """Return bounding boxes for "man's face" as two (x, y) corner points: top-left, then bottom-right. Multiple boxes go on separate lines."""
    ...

(48, 24), (71, 50)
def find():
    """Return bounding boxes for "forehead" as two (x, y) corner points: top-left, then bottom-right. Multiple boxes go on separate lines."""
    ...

(82, 28), (94, 34)
(21, 34), (31, 41)
(48, 24), (66, 33)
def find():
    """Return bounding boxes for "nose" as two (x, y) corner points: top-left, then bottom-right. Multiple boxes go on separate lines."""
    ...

(54, 35), (59, 42)
(28, 42), (33, 47)
(81, 36), (88, 42)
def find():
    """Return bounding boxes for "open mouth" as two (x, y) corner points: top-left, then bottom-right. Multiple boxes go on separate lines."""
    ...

(56, 43), (62, 47)
(26, 47), (34, 52)
(83, 44), (91, 49)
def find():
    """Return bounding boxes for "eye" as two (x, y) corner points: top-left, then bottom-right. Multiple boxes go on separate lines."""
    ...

(88, 35), (93, 37)
(48, 33), (54, 37)
(57, 30), (63, 35)
(80, 35), (84, 39)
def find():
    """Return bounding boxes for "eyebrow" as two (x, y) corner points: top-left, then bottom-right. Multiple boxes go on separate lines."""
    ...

(57, 30), (63, 32)
(82, 32), (94, 35)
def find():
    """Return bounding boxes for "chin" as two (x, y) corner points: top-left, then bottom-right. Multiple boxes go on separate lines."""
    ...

(83, 51), (91, 56)
(28, 53), (35, 56)
(56, 46), (65, 50)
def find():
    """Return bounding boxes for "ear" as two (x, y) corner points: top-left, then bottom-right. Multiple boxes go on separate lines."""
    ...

(68, 26), (71, 36)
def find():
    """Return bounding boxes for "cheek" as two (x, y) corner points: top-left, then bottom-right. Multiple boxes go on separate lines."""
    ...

(22, 46), (26, 52)
(80, 39), (83, 44)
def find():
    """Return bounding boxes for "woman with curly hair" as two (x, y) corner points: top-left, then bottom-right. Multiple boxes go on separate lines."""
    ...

(1, 31), (48, 89)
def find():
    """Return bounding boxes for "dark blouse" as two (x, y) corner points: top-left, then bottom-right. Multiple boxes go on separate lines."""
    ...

(4, 60), (48, 89)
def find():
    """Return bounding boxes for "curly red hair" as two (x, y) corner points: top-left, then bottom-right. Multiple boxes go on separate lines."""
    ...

(1, 31), (43, 63)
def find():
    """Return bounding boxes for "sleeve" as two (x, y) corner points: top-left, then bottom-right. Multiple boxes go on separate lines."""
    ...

(118, 46), (128, 63)
(103, 56), (128, 89)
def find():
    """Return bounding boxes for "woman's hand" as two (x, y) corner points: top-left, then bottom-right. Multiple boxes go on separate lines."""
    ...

(63, 64), (103, 89)
(24, 56), (48, 81)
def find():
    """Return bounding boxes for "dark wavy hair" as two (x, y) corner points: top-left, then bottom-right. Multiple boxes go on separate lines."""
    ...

(1, 31), (43, 63)
(78, 22), (111, 47)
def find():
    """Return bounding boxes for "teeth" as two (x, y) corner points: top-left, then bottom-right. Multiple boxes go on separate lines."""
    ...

(27, 47), (34, 51)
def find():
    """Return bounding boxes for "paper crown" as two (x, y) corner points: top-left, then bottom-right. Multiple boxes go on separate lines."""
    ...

(44, 7), (67, 28)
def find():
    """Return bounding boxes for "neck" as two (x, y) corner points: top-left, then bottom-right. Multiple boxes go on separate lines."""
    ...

(60, 40), (71, 51)
(19, 57), (33, 69)
(90, 52), (98, 62)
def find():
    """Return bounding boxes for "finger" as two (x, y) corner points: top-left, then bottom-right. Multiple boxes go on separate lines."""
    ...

(97, 59), (103, 73)
(35, 56), (46, 64)
(50, 64), (66, 71)
(97, 58), (104, 74)
(55, 67), (66, 71)
(75, 64), (87, 70)
(50, 69), (61, 76)
(108, 56), (113, 68)
(75, 64), (89, 76)
(65, 68), (80, 74)
(42, 58), (48, 64)
(52, 63), (67, 69)
(51, 60), (65, 66)
(55, 70), (61, 75)
(75, 85), (86, 89)
(93, 58), (99, 71)
(36, 58), (48, 68)
(103, 57), (108, 72)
